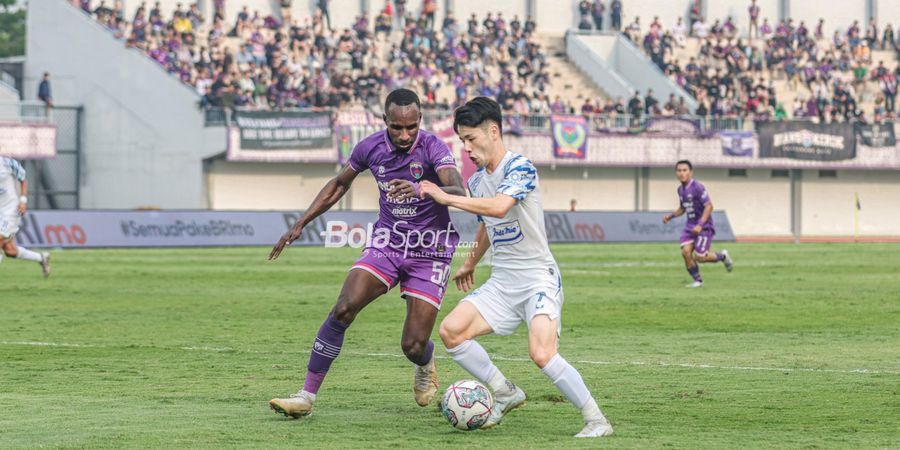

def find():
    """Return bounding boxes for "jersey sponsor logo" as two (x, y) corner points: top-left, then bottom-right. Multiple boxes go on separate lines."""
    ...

(437, 154), (455, 165)
(489, 220), (524, 246)
(377, 165), (385, 176)
(409, 162), (424, 180)
(391, 205), (419, 218)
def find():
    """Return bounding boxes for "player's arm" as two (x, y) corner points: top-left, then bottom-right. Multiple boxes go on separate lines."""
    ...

(268, 165), (360, 260)
(693, 201), (714, 234)
(386, 167), (466, 202)
(662, 206), (685, 223)
(418, 181), (516, 218)
(17, 179), (28, 215)
(453, 222), (490, 292)
(435, 167), (466, 196)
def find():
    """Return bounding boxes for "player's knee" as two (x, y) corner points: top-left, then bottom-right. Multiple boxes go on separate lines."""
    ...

(681, 247), (693, 258)
(438, 319), (465, 349)
(401, 338), (426, 361)
(331, 299), (359, 326)
(529, 347), (557, 369)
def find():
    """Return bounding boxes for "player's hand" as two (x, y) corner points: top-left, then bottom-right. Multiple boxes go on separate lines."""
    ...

(269, 225), (303, 261)
(418, 180), (448, 204)
(453, 263), (476, 292)
(692, 224), (702, 236)
(17, 202), (26, 216)
(387, 179), (418, 202)
(662, 214), (672, 224)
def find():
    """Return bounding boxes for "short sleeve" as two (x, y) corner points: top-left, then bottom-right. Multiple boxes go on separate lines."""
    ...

(346, 142), (368, 173)
(698, 184), (711, 205)
(428, 137), (457, 172)
(6, 158), (26, 181)
(496, 157), (537, 201)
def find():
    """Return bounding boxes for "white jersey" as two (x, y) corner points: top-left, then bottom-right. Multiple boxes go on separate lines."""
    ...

(0, 156), (26, 215)
(463, 150), (563, 336)
(467, 150), (557, 276)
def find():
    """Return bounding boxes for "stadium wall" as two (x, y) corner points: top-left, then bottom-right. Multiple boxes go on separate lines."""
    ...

(205, 162), (900, 237)
(26, 0), (224, 209)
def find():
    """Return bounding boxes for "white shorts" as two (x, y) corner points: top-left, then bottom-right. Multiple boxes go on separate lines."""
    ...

(462, 268), (564, 336)
(0, 214), (20, 239)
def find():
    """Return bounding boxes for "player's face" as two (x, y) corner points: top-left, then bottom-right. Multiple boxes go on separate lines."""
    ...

(675, 164), (693, 183)
(383, 104), (422, 152)
(457, 123), (496, 168)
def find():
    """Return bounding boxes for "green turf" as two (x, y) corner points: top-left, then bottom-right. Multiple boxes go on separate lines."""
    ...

(0, 243), (898, 449)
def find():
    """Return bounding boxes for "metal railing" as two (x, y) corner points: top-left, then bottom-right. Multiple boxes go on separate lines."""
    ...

(0, 100), (53, 123)
(206, 106), (747, 132)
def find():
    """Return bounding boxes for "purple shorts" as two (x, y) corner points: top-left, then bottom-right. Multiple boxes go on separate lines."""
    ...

(680, 228), (716, 256)
(351, 246), (453, 310)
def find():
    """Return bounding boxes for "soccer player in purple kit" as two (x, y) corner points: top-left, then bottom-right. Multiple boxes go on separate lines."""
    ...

(267, 89), (465, 418)
(662, 160), (734, 288)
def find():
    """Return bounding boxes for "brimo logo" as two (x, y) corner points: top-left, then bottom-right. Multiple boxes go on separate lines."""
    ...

(322, 220), (475, 256)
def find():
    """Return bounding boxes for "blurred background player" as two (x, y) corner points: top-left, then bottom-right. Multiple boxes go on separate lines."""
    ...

(267, 89), (465, 418)
(419, 97), (613, 438)
(0, 156), (50, 277)
(663, 160), (733, 288)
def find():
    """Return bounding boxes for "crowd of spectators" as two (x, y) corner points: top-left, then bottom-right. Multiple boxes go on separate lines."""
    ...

(617, 3), (899, 124)
(69, 0), (576, 115)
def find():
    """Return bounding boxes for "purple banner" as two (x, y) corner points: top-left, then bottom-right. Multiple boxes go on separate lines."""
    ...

(720, 131), (755, 157)
(551, 114), (588, 159)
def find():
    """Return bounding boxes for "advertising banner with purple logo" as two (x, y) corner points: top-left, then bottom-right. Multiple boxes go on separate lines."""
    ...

(15, 210), (733, 248)
(758, 121), (856, 161)
(550, 115), (588, 159)
(720, 131), (754, 157)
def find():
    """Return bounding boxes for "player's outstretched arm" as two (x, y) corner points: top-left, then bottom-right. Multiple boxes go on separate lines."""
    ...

(436, 167), (466, 197)
(268, 165), (360, 260)
(419, 180), (515, 218)
(454, 222), (490, 292)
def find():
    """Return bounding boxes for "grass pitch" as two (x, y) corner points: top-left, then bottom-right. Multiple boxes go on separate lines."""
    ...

(0, 243), (898, 449)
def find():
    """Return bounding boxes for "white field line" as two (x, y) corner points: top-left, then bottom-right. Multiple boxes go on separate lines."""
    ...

(3, 340), (898, 376)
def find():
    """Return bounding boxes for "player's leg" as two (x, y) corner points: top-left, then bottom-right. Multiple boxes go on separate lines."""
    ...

(680, 238), (703, 287)
(269, 268), (389, 418)
(401, 296), (440, 406)
(398, 256), (453, 406)
(528, 313), (613, 438)
(0, 232), (50, 277)
(692, 231), (733, 272)
(440, 298), (526, 428)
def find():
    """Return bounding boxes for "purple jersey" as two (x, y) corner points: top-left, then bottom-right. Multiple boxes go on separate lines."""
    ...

(677, 179), (715, 232)
(348, 129), (459, 250)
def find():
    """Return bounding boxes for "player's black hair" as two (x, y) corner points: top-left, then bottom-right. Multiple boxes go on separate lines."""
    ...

(676, 160), (693, 170)
(453, 97), (503, 134)
(384, 88), (421, 113)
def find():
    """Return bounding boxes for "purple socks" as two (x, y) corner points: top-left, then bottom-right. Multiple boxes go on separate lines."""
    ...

(715, 252), (726, 262)
(411, 340), (435, 366)
(687, 265), (702, 282)
(303, 314), (349, 394)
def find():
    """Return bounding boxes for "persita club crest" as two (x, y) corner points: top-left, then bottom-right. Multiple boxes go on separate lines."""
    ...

(410, 162), (424, 180)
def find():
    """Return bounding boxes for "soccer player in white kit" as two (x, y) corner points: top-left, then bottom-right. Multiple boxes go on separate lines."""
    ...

(418, 97), (613, 438)
(0, 156), (50, 277)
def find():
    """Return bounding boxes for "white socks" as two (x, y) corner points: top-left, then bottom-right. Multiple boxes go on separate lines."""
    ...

(446, 340), (510, 393)
(541, 354), (605, 422)
(14, 246), (43, 263)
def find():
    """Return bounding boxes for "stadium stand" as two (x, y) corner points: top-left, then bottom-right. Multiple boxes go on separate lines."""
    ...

(68, 0), (605, 114)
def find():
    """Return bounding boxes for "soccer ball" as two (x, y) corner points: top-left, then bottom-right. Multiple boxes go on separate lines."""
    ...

(440, 380), (493, 431)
